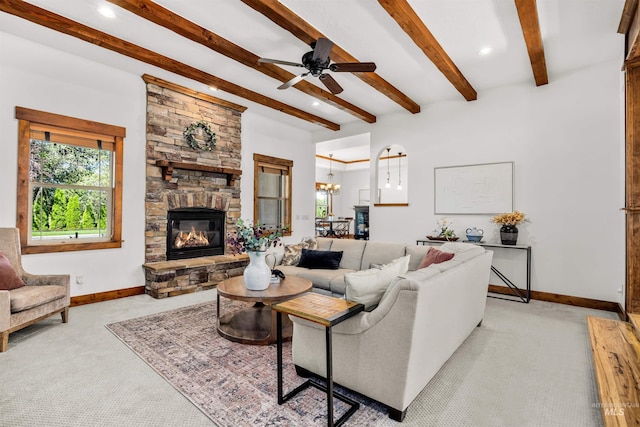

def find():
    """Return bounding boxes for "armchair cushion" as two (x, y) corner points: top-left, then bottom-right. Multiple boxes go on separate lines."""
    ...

(9, 285), (67, 313)
(0, 252), (25, 290)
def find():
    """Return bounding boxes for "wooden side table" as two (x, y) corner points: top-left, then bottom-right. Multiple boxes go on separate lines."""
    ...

(216, 275), (312, 345)
(273, 292), (364, 427)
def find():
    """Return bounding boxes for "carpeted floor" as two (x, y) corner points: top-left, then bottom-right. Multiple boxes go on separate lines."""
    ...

(106, 301), (388, 426)
(0, 289), (620, 426)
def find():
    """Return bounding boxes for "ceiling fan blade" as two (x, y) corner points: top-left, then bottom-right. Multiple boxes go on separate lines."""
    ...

(278, 73), (310, 90)
(312, 38), (334, 61)
(329, 62), (377, 73)
(319, 74), (343, 94)
(258, 58), (304, 68)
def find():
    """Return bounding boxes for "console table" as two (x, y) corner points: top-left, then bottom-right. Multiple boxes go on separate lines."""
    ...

(416, 240), (532, 303)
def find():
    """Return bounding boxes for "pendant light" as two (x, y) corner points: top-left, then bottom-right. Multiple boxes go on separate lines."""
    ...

(385, 147), (391, 189)
(397, 152), (403, 190)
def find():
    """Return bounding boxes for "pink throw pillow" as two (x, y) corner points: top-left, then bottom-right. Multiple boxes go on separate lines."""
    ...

(418, 247), (454, 269)
(0, 252), (25, 290)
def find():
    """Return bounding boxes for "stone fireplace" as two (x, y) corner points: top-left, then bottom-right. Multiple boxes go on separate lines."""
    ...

(166, 208), (225, 260)
(141, 75), (249, 298)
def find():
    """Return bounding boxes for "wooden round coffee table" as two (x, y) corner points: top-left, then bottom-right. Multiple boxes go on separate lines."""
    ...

(216, 275), (312, 345)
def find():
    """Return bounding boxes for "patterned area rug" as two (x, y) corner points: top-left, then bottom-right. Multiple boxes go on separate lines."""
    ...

(106, 301), (388, 426)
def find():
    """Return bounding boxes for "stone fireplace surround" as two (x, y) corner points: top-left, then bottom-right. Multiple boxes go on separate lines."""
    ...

(141, 75), (249, 298)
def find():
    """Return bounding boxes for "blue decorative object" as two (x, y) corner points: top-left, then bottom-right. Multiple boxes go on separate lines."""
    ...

(465, 227), (484, 242)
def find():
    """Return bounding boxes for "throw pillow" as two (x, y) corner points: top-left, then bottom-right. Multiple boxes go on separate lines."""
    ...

(297, 249), (343, 270)
(345, 255), (410, 311)
(0, 252), (25, 290)
(281, 238), (317, 266)
(418, 247), (454, 269)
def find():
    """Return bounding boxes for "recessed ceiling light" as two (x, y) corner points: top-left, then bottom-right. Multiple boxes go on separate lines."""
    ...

(312, 101), (320, 107)
(97, 6), (116, 19)
(478, 47), (493, 56)
(209, 86), (217, 92)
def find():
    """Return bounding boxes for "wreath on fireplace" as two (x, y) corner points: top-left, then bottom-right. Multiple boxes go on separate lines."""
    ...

(183, 120), (217, 151)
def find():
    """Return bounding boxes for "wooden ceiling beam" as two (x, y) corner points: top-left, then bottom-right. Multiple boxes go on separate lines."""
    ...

(377, 0), (477, 101)
(619, 0), (638, 34)
(240, 0), (421, 114)
(0, 0), (339, 131)
(107, 0), (375, 124)
(514, 0), (549, 86)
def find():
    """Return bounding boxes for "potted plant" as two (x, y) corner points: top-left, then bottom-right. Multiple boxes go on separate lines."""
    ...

(226, 219), (282, 290)
(491, 211), (527, 245)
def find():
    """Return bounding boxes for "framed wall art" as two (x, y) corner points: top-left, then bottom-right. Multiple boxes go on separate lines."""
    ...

(434, 161), (514, 214)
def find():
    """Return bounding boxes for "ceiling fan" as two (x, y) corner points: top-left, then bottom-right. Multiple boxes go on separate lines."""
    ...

(258, 38), (377, 95)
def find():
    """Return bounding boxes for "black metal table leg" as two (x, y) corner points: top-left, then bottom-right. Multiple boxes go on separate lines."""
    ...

(277, 312), (283, 404)
(326, 326), (333, 426)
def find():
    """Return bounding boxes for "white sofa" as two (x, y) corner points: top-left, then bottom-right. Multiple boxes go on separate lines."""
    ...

(276, 237), (431, 296)
(283, 238), (493, 421)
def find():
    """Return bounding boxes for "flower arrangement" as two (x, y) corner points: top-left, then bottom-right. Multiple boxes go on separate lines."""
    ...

(226, 219), (282, 255)
(491, 210), (527, 226)
(434, 217), (457, 240)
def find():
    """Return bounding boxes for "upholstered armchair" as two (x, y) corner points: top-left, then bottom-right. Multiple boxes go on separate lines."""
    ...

(0, 228), (70, 352)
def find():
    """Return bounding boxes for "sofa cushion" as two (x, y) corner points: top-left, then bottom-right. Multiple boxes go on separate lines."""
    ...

(9, 285), (66, 313)
(418, 247), (454, 269)
(429, 259), (464, 272)
(328, 239), (367, 270)
(316, 237), (333, 251)
(0, 252), (25, 290)
(345, 255), (410, 311)
(279, 266), (354, 292)
(360, 241), (407, 270)
(298, 249), (343, 270)
(405, 245), (431, 271)
(439, 242), (485, 262)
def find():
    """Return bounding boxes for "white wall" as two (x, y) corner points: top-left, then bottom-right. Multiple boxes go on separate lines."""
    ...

(0, 32), (147, 297)
(314, 60), (624, 303)
(241, 111), (316, 243)
(0, 32), (316, 296)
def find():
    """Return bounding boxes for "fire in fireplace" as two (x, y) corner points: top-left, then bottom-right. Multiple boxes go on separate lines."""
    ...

(166, 208), (225, 260)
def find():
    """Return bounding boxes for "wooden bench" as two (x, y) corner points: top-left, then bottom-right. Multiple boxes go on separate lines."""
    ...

(587, 315), (640, 426)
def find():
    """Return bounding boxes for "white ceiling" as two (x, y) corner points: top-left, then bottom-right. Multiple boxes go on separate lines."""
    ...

(0, 0), (625, 162)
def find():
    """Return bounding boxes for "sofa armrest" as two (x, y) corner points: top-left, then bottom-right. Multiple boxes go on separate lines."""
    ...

(0, 290), (10, 332)
(291, 277), (420, 335)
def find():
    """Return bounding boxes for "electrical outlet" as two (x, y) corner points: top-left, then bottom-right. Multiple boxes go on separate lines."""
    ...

(76, 275), (84, 285)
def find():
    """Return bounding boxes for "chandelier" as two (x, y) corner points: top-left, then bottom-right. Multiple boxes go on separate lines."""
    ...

(319, 154), (340, 218)
(319, 154), (340, 195)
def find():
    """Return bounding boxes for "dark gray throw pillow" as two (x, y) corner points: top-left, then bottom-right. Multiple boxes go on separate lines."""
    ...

(297, 249), (343, 270)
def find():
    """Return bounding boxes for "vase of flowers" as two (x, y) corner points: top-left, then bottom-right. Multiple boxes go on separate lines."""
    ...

(491, 211), (527, 245)
(227, 219), (282, 291)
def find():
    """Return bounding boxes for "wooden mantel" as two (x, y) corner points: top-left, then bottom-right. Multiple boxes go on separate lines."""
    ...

(155, 160), (241, 185)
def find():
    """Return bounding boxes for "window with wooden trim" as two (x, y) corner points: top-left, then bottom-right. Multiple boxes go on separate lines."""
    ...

(253, 153), (292, 234)
(15, 107), (125, 254)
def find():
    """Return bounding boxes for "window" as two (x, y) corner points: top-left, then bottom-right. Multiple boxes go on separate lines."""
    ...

(15, 107), (125, 254)
(315, 183), (329, 218)
(253, 154), (292, 234)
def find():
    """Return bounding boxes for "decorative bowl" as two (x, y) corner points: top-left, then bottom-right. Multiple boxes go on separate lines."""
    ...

(426, 236), (459, 242)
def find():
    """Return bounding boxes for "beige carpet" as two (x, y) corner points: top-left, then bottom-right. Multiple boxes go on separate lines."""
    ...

(106, 301), (388, 426)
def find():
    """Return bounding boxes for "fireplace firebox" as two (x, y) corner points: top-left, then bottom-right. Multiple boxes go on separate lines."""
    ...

(166, 208), (225, 260)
